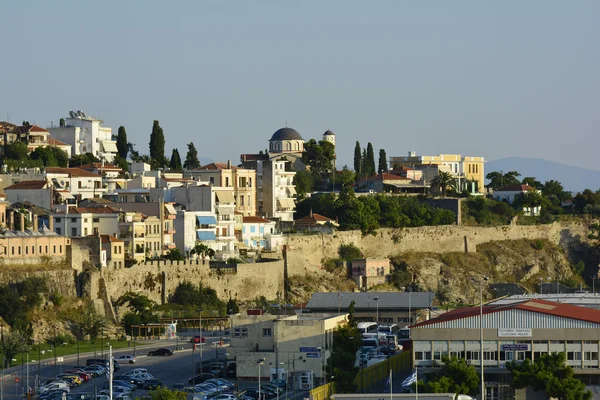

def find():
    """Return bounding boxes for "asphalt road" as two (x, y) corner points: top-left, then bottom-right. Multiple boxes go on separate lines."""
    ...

(1, 335), (310, 400)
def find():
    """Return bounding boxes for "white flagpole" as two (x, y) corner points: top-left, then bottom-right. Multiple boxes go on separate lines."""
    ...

(415, 368), (418, 400)
(389, 369), (393, 400)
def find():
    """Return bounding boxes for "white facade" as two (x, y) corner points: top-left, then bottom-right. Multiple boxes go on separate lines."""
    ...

(257, 159), (296, 221)
(241, 217), (277, 249)
(45, 168), (105, 200)
(174, 210), (220, 256)
(48, 111), (117, 162)
(52, 209), (119, 237)
(494, 186), (542, 216)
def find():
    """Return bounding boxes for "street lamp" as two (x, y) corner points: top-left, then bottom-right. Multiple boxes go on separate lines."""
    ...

(591, 275), (597, 295)
(472, 276), (489, 400)
(257, 358), (265, 400)
(373, 296), (380, 323)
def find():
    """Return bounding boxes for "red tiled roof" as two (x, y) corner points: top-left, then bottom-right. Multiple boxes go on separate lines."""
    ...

(412, 299), (600, 327)
(495, 184), (535, 192)
(5, 180), (49, 190)
(47, 137), (69, 146)
(100, 234), (123, 243)
(243, 216), (272, 224)
(27, 125), (49, 133)
(195, 163), (238, 171)
(45, 167), (101, 178)
(295, 213), (335, 224)
(69, 206), (119, 214)
(361, 173), (411, 181)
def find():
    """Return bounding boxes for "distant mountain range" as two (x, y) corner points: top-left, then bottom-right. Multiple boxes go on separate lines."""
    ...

(486, 157), (600, 194)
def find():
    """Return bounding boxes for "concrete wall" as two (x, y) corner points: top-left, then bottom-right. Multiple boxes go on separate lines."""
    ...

(284, 222), (591, 268)
(91, 259), (285, 305)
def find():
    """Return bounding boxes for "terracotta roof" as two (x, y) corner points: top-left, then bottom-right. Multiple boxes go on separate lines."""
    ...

(27, 125), (49, 133)
(295, 212), (335, 224)
(495, 184), (535, 192)
(162, 177), (196, 183)
(0, 122), (18, 133)
(195, 163), (238, 171)
(361, 173), (411, 181)
(79, 163), (123, 171)
(243, 216), (272, 224)
(45, 167), (101, 178)
(411, 299), (600, 327)
(47, 137), (69, 146)
(100, 234), (123, 243)
(5, 180), (49, 190)
(69, 206), (119, 214)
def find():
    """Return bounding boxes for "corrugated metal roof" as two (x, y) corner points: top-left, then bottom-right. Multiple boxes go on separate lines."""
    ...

(307, 291), (434, 311)
(412, 299), (600, 329)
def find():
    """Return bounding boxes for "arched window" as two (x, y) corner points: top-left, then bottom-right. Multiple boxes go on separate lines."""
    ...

(286, 142), (291, 151)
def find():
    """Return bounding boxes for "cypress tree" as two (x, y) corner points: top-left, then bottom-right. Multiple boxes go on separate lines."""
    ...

(378, 148), (388, 174)
(169, 148), (183, 171)
(183, 142), (201, 170)
(353, 141), (362, 177)
(149, 120), (166, 168)
(116, 126), (128, 159)
(366, 142), (376, 176)
(361, 148), (368, 178)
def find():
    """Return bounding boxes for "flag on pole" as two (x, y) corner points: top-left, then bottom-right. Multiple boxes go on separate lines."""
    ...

(385, 370), (392, 392)
(401, 370), (418, 389)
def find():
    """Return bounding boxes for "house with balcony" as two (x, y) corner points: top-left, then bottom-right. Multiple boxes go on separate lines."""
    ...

(45, 167), (105, 201)
(493, 184), (542, 216)
(184, 161), (257, 216)
(52, 206), (119, 237)
(48, 111), (118, 162)
(0, 123), (51, 156)
(118, 212), (148, 263)
(174, 210), (220, 257)
(241, 216), (280, 250)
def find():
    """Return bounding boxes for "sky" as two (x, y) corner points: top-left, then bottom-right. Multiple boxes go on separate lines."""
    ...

(1, 1), (599, 171)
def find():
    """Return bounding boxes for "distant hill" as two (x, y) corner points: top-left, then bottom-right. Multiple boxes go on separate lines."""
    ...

(486, 157), (600, 193)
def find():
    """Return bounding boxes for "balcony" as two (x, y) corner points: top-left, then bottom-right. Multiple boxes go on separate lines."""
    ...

(164, 229), (175, 234)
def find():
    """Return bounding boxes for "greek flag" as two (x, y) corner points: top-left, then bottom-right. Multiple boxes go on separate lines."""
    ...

(401, 371), (417, 389)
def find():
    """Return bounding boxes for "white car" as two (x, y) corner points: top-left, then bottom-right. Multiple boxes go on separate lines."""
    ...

(124, 368), (148, 376)
(117, 355), (136, 364)
(40, 382), (70, 394)
(213, 395), (238, 400)
(127, 372), (154, 382)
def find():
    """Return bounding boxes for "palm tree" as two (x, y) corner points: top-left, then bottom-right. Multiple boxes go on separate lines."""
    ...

(430, 171), (458, 197)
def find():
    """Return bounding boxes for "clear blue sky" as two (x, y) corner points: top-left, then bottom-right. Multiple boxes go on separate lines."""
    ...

(1, 1), (599, 170)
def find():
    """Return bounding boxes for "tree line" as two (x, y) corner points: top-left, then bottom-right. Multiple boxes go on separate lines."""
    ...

(353, 141), (388, 179)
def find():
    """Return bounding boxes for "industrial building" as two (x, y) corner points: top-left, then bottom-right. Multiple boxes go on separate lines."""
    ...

(410, 299), (600, 400)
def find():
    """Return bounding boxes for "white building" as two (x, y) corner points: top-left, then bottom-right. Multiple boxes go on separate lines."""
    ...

(241, 216), (278, 250)
(48, 111), (118, 162)
(493, 184), (542, 216)
(45, 167), (105, 201)
(52, 206), (119, 237)
(411, 298), (600, 399)
(174, 210), (218, 256)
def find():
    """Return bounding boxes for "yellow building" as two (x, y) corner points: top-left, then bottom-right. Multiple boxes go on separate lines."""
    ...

(389, 152), (485, 193)
(184, 162), (257, 217)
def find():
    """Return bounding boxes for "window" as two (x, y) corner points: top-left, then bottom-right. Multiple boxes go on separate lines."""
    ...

(39, 246), (42, 254)
(18, 246), (21, 255)
(25, 246), (28, 255)
(226, 177), (230, 187)
(53, 245), (56, 254)
(56, 218), (62, 223)
(84, 219), (88, 223)
(56, 227), (61, 235)
(415, 352), (424, 361)
(248, 196), (252, 207)
(93, 218), (99, 223)
(568, 352), (582, 361)
(240, 196), (245, 206)
(93, 228), (99, 236)
(71, 228), (77, 236)
(84, 228), (88, 236)
(585, 352), (599, 361)
(210, 177), (215, 184)
(71, 218), (76, 223)
(234, 328), (248, 338)
(262, 328), (272, 337)
(250, 226), (256, 233)
(59, 245), (62, 253)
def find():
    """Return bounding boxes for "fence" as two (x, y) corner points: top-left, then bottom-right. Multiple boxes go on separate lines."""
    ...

(209, 262), (238, 274)
(309, 351), (412, 400)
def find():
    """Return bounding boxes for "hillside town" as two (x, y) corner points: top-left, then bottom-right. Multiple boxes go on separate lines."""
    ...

(0, 110), (599, 400)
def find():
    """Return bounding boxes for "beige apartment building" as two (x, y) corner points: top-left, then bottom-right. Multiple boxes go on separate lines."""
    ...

(118, 212), (164, 262)
(100, 234), (125, 269)
(185, 162), (257, 216)
(229, 313), (348, 388)
(389, 152), (485, 193)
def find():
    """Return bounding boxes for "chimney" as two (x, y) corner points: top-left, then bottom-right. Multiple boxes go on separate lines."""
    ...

(19, 213), (25, 232)
(49, 215), (54, 232)
(8, 211), (14, 230)
(227, 160), (232, 169)
(33, 214), (38, 231)
(309, 208), (313, 218)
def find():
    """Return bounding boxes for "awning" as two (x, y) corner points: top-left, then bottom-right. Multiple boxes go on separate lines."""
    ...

(216, 191), (235, 204)
(287, 187), (297, 195)
(197, 215), (217, 225)
(164, 204), (177, 215)
(196, 231), (217, 241)
(277, 198), (295, 209)
(286, 198), (296, 208)
(58, 192), (74, 199)
(102, 141), (118, 153)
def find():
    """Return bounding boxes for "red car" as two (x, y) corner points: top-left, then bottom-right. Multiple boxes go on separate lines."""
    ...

(64, 370), (91, 382)
(189, 336), (206, 343)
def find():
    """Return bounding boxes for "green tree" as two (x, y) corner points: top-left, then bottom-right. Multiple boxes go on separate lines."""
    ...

(190, 243), (215, 258)
(542, 180), (571, 203)
(486, 171), (521, 190)
(417, 356), (480, 396)
(302, 139), (335, 174)
(366, 143), (376, 177)
(293, 170), (314, 198)
(331, 323), (361, 393)
(430, 171), (458, 196)
(5, 141), (28, 160)
(226, 298), (240, 314)
(169, 148), (183, 171)
(183, 142), (200, 170)
(50, 147), (69, 167)
(116, 126), (128, 159)
(378, 149), (388, 174)
(347, 300), (357, 328)
(169, 282), (225, 313)
(22, 121), (30, 126)
(522, 177), (543, 189)
(507, 353), (591, 400)
(68, 153), (100, 167)
(149, 120), (166, 169)
(0, 329), (29, 368)
(165, 248), (184, 261)
(30, 146), (56, 166)
(59, 118), (66, 127)
(149, 386), (187, 400)
(353, 141), (362, 178)
(116, 292), (155, 316)
(338, 244), (364, 261)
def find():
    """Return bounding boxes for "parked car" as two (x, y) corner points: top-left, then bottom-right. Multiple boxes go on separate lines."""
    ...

(194, 383), (218, 396)
(225, 363), (236, 377)
(187, 373), (216, 384)
(212, 394), (238, 400)
(269, 379), (287, 390)
(125, 368), (148, 376)
(148, 348), (173, 356)
(56, 375), (82, 386)
(263, 384), (284, 395)
(114, 375), (144, 387)
(84, 365), (106, 376)
(64, 370), (91, 382)
(40, 383), (70, 394)
(111, 380), (137, 391)
(205, 378), (234, 391)
(39, 390), (69, 400)
(189, 336), (206, 343)
(239, 388), (274, 400)
(143, 379), (164, 390)
(117, 355), (136, 364)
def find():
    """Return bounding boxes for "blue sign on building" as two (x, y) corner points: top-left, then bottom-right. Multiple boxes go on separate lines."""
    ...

(306, 352), (321, 358)
(500, 344), (529, 351)
(300, 347), (319, 353)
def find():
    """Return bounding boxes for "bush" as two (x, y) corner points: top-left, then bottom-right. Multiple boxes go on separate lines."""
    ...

(532, 240), (545, 250)
(47, 333), (75, 346)
(339, 244), (363, 261)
